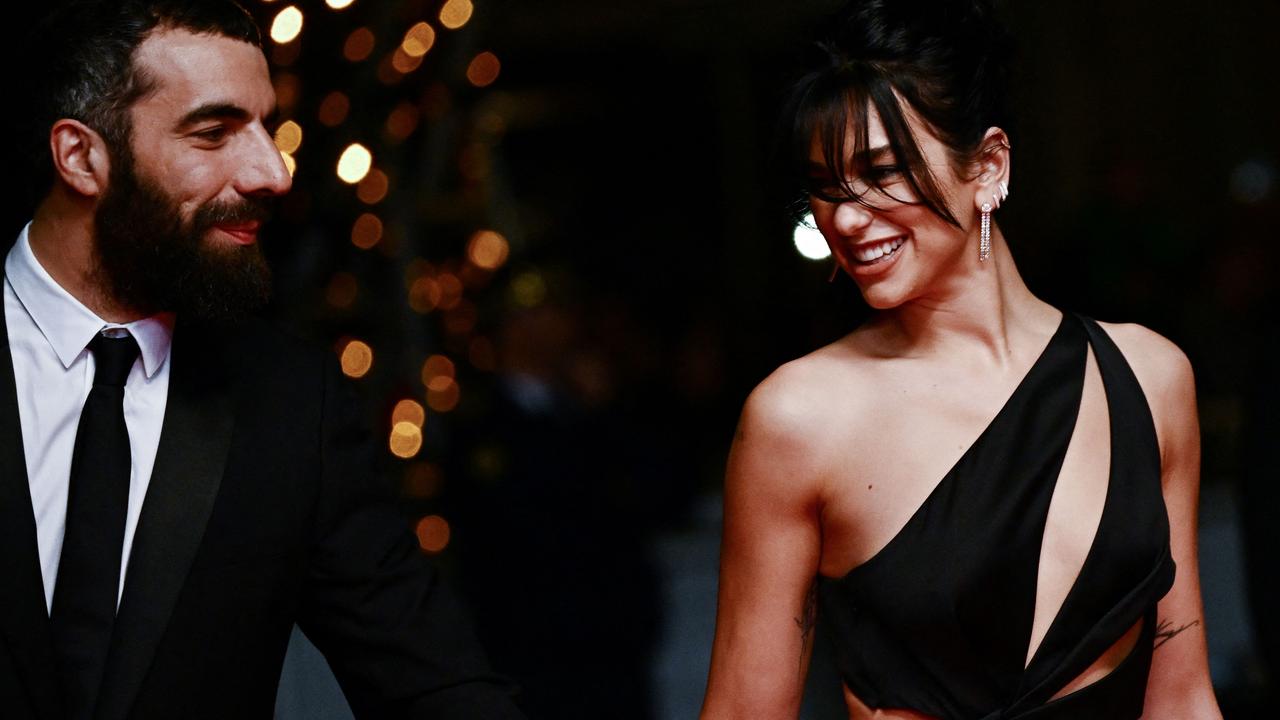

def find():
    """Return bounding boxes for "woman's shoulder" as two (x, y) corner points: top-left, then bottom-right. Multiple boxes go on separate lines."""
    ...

(737, 330), (885, 460)
(1092, 319), (1195, 399)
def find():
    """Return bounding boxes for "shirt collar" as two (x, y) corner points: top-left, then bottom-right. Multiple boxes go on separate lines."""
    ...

(5, 222), (175, 378)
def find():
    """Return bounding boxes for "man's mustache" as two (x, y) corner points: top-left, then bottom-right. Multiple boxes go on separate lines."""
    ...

(194, 196), (274, 228)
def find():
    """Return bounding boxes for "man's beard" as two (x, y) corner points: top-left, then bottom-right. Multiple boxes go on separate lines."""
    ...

(93, 150), (273, 324)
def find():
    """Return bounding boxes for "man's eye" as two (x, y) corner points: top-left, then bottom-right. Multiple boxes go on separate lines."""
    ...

(194, 127), (229, 143)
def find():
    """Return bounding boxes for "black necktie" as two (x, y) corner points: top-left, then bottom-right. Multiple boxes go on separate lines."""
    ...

(51, 332), (140, 720)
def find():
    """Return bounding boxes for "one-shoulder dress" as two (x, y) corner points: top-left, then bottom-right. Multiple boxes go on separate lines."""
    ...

(817, 312), (1175, 720)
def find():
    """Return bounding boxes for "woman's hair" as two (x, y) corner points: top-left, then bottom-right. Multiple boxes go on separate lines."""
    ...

(783, 0), (1014, 226)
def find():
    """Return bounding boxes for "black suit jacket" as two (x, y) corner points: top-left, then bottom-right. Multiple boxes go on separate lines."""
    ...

(0, 310), (525, 720)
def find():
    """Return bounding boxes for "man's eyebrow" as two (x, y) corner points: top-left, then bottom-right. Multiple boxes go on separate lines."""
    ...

(176, 102), (276, 130)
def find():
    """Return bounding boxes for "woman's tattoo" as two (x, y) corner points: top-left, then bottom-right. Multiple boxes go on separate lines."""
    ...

(795, 581), (818, 672)
(1154, 618), (1200, 649)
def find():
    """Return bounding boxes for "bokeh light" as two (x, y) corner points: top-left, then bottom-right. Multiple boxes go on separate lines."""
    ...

(415, 515), (450, 553)
(280, 151), (297, 176)
(439, 0), (474, 30)
(793, 213), (831, 260)
(426, 378), (461, 412)
(389, 421), (423, 458)
(421, 355), (456, 391)
(511, 270), (547, 307)
(402, 22), (436, 57)
(392, 398), (426, 427)
(468, 337), (496, 371)
(466, 52), (501, 88)
(337, 143), (373, 184)
(343, 27), (375, 62)
(351, 213), (383, 250)
(409, 276), (442, 314)
(356, 169), (390, 204)
(467, 229), (509, 270)
(274, 120), (302, 154)
(325, 0), (355, 10)
(339, 339), (373, 378)
(318, 91), (350, 126)
(391, 47), (425, 74)
(436, 273), (464, 310)
(270, 6), (304, 44)
(325, 272), (358, 309)
(385, 102), (421, 142)
(402, 462), (442, 499)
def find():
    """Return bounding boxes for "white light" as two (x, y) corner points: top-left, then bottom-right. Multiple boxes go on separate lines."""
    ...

(793, 214), (831, 260)
(326, 0), (356, 9)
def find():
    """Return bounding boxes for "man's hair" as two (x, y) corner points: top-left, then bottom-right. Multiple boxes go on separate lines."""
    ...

(24, 0), (261, 207)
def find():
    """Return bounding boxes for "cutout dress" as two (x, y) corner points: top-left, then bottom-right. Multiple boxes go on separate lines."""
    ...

(817, 313), (1175, 719)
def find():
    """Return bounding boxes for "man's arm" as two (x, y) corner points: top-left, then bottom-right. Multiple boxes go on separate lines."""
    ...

(297, 359), (525, 720)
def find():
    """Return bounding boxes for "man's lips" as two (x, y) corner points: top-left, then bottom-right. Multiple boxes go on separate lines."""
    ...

(214, 222), (261, 245)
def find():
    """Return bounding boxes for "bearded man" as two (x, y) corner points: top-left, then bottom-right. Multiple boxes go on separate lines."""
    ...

(0, 2), (524, 719)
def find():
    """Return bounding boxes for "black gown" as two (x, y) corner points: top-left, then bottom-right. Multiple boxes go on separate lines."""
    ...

(817, 313), (1175, 719)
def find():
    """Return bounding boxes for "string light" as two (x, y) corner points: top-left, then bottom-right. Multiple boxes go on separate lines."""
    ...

(337, 143), (373, 184)
(270, 6), (303, 44)
(466, 51), (501, 87)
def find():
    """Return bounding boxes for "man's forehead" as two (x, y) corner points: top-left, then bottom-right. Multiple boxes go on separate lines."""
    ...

(133, 28), (273, 116)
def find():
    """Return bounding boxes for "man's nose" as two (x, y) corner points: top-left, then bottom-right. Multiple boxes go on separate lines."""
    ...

(236, 125), (293, 197)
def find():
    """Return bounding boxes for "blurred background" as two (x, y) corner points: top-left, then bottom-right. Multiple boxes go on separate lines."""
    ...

(5, 0), (1278, 718)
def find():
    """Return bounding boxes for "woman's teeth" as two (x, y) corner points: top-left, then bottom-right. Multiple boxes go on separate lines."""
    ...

(853, 237), (906, 264)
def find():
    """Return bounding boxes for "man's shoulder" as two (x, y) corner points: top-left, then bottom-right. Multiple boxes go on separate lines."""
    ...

(179, 315), (334, 386)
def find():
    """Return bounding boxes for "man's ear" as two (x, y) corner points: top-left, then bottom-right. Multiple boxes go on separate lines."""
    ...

(49, 119), (112, 197)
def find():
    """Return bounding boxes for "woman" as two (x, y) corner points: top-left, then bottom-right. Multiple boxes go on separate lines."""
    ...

(700, 1), (1222, 718)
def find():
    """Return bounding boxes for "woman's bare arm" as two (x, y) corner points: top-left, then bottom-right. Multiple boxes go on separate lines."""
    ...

(700, 371), (831, 720)
(1105, 324), (1222, 717)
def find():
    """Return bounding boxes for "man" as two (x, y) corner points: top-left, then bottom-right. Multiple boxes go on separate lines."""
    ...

(0, 2), (525, 718)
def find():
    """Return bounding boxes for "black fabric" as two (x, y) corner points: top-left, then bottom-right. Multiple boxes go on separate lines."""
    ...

(0, 312), (524, 720)
(817, 313), (1176, 720)
(51, 333), (140, 720)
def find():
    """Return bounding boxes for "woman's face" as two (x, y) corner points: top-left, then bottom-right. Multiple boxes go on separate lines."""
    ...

(808, 105), (981, 310)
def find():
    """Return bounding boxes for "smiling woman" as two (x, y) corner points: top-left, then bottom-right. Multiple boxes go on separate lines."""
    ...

(700, 1), (1223, 719)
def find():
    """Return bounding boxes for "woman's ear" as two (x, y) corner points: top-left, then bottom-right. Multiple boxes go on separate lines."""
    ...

(972, 126), (1011, 212)
(49, 119), (112, 198)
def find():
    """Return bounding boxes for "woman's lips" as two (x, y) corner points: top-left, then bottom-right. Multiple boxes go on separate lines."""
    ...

(847, 235), (907, 277)
(214, 222), (261, 245)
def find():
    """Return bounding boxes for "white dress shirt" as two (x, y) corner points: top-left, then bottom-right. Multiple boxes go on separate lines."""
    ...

(4, 223), (174, 612)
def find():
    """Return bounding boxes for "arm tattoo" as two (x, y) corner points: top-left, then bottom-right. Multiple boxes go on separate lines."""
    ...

(1153, 618), (1200, 650)
(795, 580), (818, 672)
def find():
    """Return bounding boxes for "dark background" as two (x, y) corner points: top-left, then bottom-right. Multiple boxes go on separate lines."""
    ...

(4, 1), (1278, 718)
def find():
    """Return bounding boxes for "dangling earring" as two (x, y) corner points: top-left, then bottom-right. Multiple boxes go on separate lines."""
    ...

(979, 203), (992, 262)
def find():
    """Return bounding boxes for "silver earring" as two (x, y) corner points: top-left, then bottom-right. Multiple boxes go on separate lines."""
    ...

(980, 203), (993, 262)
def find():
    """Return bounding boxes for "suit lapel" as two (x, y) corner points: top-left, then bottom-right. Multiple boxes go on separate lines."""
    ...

(0, 301), (63, 720)
(95, 323), (235, 720)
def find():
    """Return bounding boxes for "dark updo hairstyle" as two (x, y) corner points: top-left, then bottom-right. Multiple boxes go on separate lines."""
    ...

(784, 0), (1014, 227)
